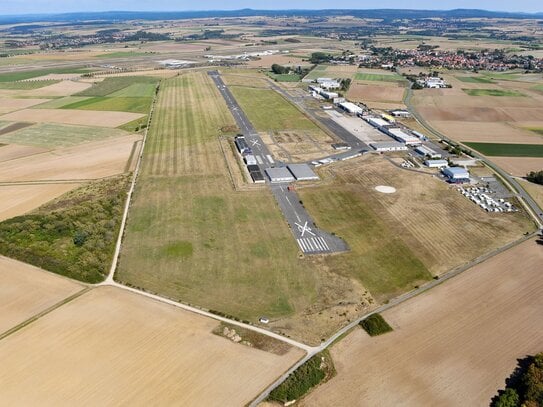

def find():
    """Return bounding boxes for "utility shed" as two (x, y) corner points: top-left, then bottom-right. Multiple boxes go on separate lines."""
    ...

(265, 167), (295, 183)
(287, 164), (319, 181)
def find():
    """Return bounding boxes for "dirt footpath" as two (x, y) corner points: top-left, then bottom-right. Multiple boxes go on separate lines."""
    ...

(303, 239), (543, 407)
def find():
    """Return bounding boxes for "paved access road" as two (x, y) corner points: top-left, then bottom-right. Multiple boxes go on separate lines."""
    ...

(208, 71), (348, 254)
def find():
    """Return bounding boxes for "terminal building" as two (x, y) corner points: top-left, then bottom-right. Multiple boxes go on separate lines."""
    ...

(370, 141), (408, 152)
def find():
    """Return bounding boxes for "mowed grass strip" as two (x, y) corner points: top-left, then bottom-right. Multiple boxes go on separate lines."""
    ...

(0, 80), (61, 90)
(462, 88), (525, 97)
(354, 73), (405, 82)
(77, 76), (158, 97)
(455, 76), (495, 84)
(61, 96), (153, 113)
(230, 86), (322, 132)
(118, 72), (319, 322)
(0, 122), (129, 148)
(299, 186), (431, 298)
(464, 142), (543, 157)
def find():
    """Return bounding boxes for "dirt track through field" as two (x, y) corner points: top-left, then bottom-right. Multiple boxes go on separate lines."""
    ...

(0, 286), (303, 406)
(303, 238), (543, 407)
(0, 256), (82, 335)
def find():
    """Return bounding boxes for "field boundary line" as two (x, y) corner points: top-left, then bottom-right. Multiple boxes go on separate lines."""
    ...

(0, 286), (92, 341)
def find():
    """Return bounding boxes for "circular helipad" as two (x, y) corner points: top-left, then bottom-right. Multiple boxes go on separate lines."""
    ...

(375, 185), (397, 194)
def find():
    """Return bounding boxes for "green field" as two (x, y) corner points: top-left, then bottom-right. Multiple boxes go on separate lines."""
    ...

(230, 86), (322, 131)
(267, 72), (302, 82)
(109, 82), (158, 98)
(0, 67), (92, 82)
(61, 96), (153, 113)
(299, 186), (431, 297)
(532, 84), (543, 92)
(0, 80), (60, 90)
(464, 142), (543, 157)
(33, 96), (91, 109)
(0, 176), (128, 283)
(117, 72), (323, 325)
(77, 76), (158, 97)
(0, 123), (129, 148)
(456, 76), (495, 84)
(354, 73), (405, 82)
(462, 88), (525, 97)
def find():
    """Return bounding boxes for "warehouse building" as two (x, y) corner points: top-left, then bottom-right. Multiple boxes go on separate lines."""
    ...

(250, 170), (265, 184)
(442, 166), (470, 183)
(235, 136), (250, 154)
(244, 155), (257, 166)
(424, 159), (448, 168)
(386, 128), (421, 146)
(287, 164), (319, 181)
(338, 102), (363, 115)
(265, 167), (295, 183)
(416, 145), (442, 159)
(370, 141), (408, 152)
(391, 110), (411, 118)
(366, 117), (389, 129)
(331, 142), (351, 150)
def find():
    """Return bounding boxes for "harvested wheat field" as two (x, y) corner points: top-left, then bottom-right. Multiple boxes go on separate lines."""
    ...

(303, 238), (543, 407)
(490, 156), (543, 176)
(0, 108), (144, 127)
(0, 183), (81, 221)
(0, 98), (49, 114)
(321, 155), (534, 275)
(0, 256), (83, 335)
(0, 134), (141, 181)
(0, 286), (303, 406)
(23, 80), (91, 97)
(347, 83), (405, 105)
(431, 121), (543, 144)
(0, 144), (48, 162)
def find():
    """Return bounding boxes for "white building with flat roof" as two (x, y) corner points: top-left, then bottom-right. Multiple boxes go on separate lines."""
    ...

(338, 102), (363, 115)
(387, 128), (421, 145)
(424, 159), (448, 168)
(370, 141), (408, 152)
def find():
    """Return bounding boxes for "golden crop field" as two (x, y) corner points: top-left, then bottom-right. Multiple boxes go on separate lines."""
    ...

(0, 286), (303, 406)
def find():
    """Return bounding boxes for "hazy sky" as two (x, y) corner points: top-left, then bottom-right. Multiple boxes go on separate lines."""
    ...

(0, 1), (541, 15)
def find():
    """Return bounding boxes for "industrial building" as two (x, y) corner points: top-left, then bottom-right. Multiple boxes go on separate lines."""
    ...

(411, 131), (428, 141)
(386, 128), (421, 146)
(442, 166), (470, 183)
(370, 141), (408, 152)
(331, 142), (351, 150)
(317, 77), (341, 89)
(235, 136), (251, 155)
(287, 164), (319, 181)
(391, 110), (411, 118)
(265, 167), (295, 183)
(338, 102), (363, 115)
(250, 171), (265, 183)
(365, 117), (389, 129)
(416, 145), (442, 159)
(309, 85), (338, 100)
(424, 159), (448, 168)
(244, 154), (257, 166)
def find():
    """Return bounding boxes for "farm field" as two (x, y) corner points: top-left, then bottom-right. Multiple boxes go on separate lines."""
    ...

(490, 157), (543, 176)
(0, 123), (130, 148)
(303, 238), (543, 407)
(463, 88), (525, 97)
(0, 256), (83, 335)
(77, 76), (158, 97)
(464, 142), (543, 157)
(0, 98), (49, 114)
(0, 183), (81, 221)
(230, 85), (324, 132)
(303, 64), (358, 80)
(0, 67), (92, 82)
(32, 96), (91, 109)
(221, 72), (270, 88)
(518, 179), (543, 209)
(347, 82), (406, 109)
(0, 286), (303, 406)
(0, 134), (141, 181)
(301, 156), (534, 277)
(0, 108), (144, 127)
(60, 96), (153, 114)
(354, 72), (405, 82)
(26, 80), (92, 97)
(0, 80), (60, 90)
(117, 72), (370, 344)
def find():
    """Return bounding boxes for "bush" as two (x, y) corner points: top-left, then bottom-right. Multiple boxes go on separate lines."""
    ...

(359, 313), (393, 336)
(268, 352), (333, 403)
(527, 170), (543, 185)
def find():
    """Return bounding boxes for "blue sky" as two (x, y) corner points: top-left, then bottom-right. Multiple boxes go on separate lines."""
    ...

(0, 1), (541, 15)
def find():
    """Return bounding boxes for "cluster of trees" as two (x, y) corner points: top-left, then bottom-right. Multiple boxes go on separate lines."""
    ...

(309, 52), (333, 64)
(493, 352), (543, 407)
(268, 352), (332, 402)
(271, 64), (289, 75)
(0, 176), (128, 284)
(527, 170), (543, 185)
(359, 313), (393, 336)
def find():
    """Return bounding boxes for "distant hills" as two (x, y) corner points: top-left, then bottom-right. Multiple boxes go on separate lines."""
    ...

(0, 9), (542, 24)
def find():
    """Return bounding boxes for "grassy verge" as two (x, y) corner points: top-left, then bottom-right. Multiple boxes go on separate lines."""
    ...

(359, 313), (393, 336)
(0, 176), (129, 283)
(268, 351), (335, 403)
(462, 88), (525, 97)
(464, 142), (543, 157)
(229, 85), (323, 131)
(213, 322), (292, 355)
(267, 72), (302, 82)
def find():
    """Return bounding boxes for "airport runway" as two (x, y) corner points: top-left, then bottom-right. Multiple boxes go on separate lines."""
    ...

(208, 70), (348, 254)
